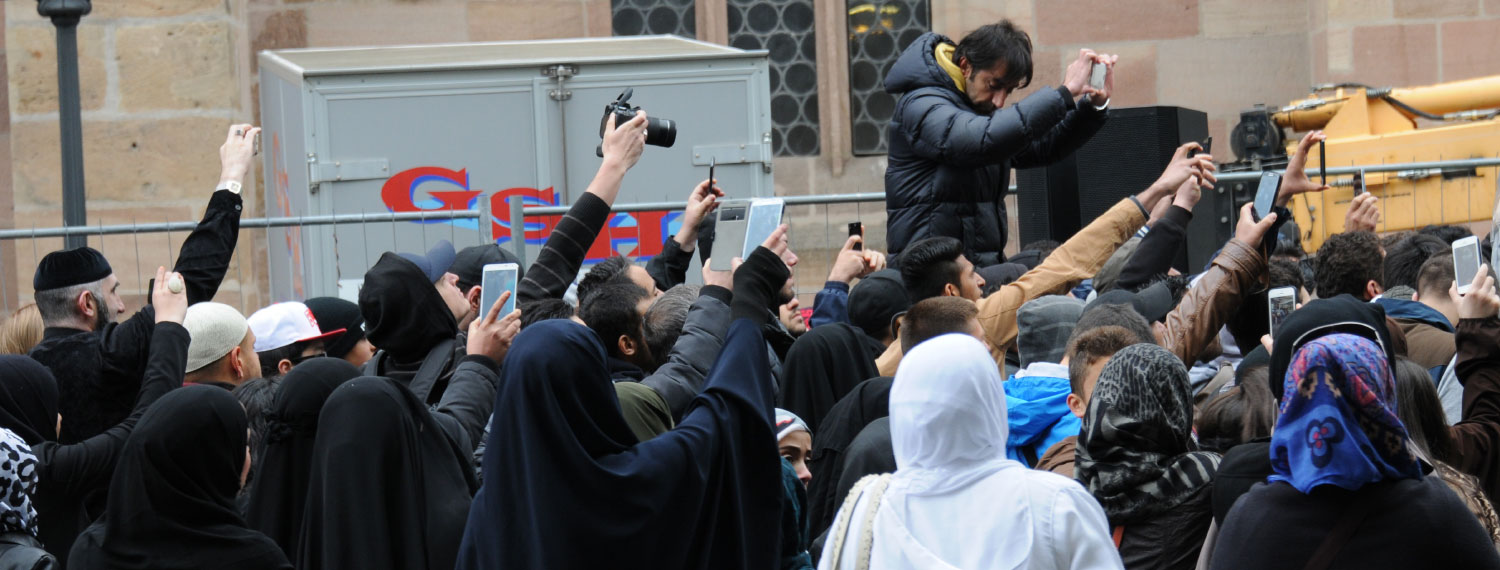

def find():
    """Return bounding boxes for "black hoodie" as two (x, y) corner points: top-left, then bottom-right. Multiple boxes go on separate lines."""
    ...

(359, 252), (466, 404)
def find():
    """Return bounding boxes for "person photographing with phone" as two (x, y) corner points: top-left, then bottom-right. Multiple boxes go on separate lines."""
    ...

(884, 20), (1118, 267)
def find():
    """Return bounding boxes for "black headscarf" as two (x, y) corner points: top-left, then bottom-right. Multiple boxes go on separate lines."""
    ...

(0, 356), (59, 445)
(805, 376), (893, 535)
(1268, 294), (1395, 401)
(296, 376), (476, 570)
(243, 358), (361, 559)
(778, 323), (882, 433)
(68, 386), (290, 570)
(455, 319), (782, 569)
(360, 252), (457, 362)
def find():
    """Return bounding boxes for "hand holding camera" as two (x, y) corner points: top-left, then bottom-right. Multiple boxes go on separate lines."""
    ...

(597, 88), (677, 170)
(600, 111), (648, 171)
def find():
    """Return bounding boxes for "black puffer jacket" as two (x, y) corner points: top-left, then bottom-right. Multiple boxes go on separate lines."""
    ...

(883, 32), (1108, 265)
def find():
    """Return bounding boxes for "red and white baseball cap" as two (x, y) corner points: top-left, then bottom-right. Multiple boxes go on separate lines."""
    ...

(247, 301), (347, 353)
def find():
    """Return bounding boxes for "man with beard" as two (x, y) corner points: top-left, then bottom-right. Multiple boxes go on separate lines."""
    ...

(884, 20), (1116, 266)
(30, 124), (256, 444)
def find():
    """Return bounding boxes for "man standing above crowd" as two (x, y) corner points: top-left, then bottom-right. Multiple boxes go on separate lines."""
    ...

(30, 124), (257, 444)
(884, 20), (1116, 265)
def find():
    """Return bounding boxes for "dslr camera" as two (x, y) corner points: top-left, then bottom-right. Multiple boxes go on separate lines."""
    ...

(596, 88), (677, 157)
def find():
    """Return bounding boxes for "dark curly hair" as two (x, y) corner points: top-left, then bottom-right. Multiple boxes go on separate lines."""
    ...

(1313, 231), (1383, 300)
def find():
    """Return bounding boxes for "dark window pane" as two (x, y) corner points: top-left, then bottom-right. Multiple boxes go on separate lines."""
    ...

(847, 0), (929, 155)
(730, 0), (820, 157)
(612, 0), (695, 38)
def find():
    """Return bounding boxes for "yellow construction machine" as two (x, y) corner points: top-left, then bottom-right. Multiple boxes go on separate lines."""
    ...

(1229, 75), (1500, 252)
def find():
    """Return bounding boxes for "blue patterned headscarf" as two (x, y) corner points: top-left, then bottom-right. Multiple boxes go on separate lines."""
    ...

(1270, 334), (1422, 493)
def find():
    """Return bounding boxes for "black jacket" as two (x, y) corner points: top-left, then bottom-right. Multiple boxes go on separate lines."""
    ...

(1117, 483), (1214, 570)
(0, 534), (54, 570)
(883, 33), (1107, 265)
(1212, 477), (1500, 569)
(34, 323), (188, 566)
(29, 189), (240, 444)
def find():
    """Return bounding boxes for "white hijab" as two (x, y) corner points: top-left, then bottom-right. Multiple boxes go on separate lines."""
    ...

(820, 334), (1121, 570)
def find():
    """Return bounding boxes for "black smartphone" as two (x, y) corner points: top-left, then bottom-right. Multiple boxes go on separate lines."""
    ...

(848, 222), (863, 251)
(1353, 169), (1366, 195)
(1188, 136), (1212, 158)
(1319, 139), (1327, 187)
(708, 157), (716, 188)
(1254, 171), (1282, 221)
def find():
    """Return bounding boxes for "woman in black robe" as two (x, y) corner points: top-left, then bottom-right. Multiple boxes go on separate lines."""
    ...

(68, 386), (290, 570)
(778, 322), (882, 432)
(242, 357), (361, 559)
(455, 245), (790, 569)
(296, 376), (476, 570)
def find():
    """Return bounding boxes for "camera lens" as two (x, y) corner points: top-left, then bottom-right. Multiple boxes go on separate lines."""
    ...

(644, 117), (677, 148)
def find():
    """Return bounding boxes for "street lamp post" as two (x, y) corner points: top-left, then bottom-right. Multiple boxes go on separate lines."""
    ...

(37, 0), (92, 249)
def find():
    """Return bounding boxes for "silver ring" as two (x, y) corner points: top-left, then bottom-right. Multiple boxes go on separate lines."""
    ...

(234, 129), (243, 137)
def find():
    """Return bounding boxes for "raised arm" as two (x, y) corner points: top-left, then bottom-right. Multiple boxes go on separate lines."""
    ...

(975, 143), (1210, 359)
(1447, 268), (1500, 495)
(1158, 203), (1274, 365)
(43, 267), (190, 495)
(898, 50), (1113, 169)
(810, 235), (885, 328)
(434, 292), (523, 450)
(646, 178), (722, 290)
(519, 113), (649, 303)
(1115, 180), (1198, 292)
(642, 281), (733, 419)
(176, 124), (256, 304)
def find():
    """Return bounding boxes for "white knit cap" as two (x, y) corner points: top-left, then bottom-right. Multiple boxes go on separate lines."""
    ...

(184, 302), (249, 373)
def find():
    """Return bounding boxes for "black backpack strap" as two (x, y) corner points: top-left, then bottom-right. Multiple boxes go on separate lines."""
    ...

(407, 339), (458, 404)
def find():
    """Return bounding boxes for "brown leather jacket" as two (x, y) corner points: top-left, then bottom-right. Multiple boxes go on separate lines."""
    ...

(1159, 238), (1267, 366)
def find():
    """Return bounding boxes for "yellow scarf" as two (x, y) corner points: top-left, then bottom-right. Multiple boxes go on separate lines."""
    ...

(934, 42), (966, 93)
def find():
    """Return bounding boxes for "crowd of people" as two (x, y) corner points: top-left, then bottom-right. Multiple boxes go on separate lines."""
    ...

(0, 19), (1497, 570)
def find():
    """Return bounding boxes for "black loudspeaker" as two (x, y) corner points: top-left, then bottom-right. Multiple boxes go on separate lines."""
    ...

(1016, 106), (1215, 270)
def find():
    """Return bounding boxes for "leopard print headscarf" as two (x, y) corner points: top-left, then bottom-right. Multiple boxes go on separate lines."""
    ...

(0, 427), (39, 537)
(1076, 343), (1220, 522)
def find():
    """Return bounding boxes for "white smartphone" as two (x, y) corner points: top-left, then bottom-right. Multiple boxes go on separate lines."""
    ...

(481, 263), (520, 317)
(1268, 286), (1296, 338)
(1454, 236), (1482, 294)
(1090, 62), (1106, 91)
(742, 198), (786, 260)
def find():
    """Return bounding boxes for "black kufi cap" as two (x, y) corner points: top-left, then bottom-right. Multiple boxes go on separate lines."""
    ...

(33, 247), (112, 291)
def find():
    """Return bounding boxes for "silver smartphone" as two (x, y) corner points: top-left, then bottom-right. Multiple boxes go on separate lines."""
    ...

(742, 198), (786, 259)
(1089, 62), (1106, 91)
(480, 263), (519, 317)
(1454, 236), (1481, 295)
(1268, 286), (1296, 338)
(709, 200), (750, 271)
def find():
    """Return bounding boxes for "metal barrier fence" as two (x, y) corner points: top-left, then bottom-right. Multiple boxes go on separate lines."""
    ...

(0, 156), (1496, 316)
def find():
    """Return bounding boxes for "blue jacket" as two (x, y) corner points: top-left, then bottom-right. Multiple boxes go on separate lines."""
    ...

(1003, 364), (1081, 466)
(883, 32), (1107, 264)
(808, 281), (849, 329)
(1374, 298), (1454, 332)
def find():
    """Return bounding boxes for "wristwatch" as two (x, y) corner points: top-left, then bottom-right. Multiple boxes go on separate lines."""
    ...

(218, 180), (242, 194)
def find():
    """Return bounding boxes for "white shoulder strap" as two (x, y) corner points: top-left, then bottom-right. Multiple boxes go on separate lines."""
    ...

(826, 473), (893, 570)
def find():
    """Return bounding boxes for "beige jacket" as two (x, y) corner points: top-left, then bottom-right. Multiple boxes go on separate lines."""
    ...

(876, 198), (1147, 375)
